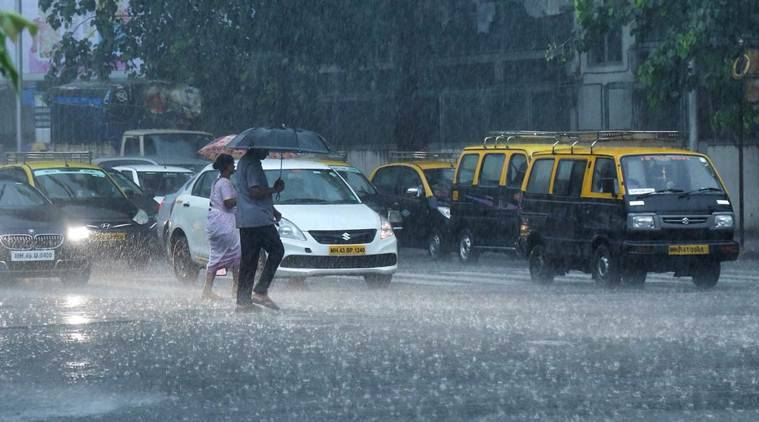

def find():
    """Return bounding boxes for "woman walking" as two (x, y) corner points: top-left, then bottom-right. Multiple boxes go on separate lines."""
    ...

(202, 154), (241, 300)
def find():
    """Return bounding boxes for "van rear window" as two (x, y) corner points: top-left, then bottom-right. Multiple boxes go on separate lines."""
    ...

(526, 159), (554, 194)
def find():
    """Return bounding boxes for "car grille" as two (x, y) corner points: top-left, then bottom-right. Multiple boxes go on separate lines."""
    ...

(662, 216), (709, 225)
(280, 253), (397, 269)
(309, 229), (377, 245)
(0, 234), (63, 250)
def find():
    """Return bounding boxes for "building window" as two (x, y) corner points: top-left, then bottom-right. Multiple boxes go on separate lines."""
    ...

(588, 28), (623, 65)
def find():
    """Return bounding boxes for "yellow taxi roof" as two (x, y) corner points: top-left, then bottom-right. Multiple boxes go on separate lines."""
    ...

(379, 160), (454, 170)
(462, 143), (556, 156)
(532, 145), (703, 159)
(1, 160), (103, 171)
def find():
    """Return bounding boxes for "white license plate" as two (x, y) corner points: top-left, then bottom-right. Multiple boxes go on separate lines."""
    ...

(11, 250), (55, 262)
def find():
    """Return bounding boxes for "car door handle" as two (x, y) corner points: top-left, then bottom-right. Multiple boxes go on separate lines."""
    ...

(183, 203), (190, 207)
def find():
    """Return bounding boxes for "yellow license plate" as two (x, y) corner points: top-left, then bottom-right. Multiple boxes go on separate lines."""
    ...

(329, 245), (366, 256)
(668, 244), (709, 255)
(92, 232), (126, 241)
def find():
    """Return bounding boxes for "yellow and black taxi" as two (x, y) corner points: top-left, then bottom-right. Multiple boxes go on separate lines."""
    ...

(518, 132), (739, 288)
(0, 152), (158, 263)
(0, 176), (91, 285)
(370, 153), (455, 258)
(450, 136), (554, 263)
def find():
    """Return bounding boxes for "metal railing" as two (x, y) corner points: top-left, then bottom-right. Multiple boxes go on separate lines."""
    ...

(5, 151), (93, 164)
(482, 130), (683, 153)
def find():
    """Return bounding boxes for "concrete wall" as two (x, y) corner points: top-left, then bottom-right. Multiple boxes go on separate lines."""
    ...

(704, 144), (759, 231)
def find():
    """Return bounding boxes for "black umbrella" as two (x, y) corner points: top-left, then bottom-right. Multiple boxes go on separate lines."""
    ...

(228, 126), (331, 154)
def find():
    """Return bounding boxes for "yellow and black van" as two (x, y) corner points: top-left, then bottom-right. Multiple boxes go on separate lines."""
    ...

(518, 131), (739, 288)
(450, 134), (555, 263)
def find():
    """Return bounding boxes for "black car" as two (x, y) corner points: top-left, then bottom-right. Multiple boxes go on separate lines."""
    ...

(0, 180), (90, 285)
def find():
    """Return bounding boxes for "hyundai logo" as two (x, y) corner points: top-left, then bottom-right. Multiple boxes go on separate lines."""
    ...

(341, 232), (351, 241)
(681, 218), (690, 225)
(101, 223), (112, 230)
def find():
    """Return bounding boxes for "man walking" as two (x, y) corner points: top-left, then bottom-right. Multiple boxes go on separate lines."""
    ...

(235, 148), (285, 312)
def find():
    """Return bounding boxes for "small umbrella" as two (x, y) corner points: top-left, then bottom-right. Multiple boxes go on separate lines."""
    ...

(198, 134), (245, 160)
(228, 127), (331, 154)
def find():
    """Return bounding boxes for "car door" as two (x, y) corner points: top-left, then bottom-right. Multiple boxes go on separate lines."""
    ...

(501, 152), (528, 246)
(371, 166), (403, 227)
(471, 152), (506, 247)
(175, 170), (215, 260)
(394, 166), (429, 245)
(451, 153), (481, 237)
(549, 158), (588, 257)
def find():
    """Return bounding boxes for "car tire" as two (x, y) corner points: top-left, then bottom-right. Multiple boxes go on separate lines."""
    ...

(427, 229), (447, 260)
(592, 244), (621, 287)
(692, 260), (720, 289)
(61, 266), (91, 286)
(172, 235), (199, 284)
(528, 244), (554, 284)
(457, 229), (480, 264)
(364, 274), (392, 289)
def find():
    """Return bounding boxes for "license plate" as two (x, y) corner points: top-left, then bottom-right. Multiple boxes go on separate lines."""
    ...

(329, 245), (366, 256)
(92, 232), (126, 241)
(668, 244), (709, 255)
(11, 250), (55, 262)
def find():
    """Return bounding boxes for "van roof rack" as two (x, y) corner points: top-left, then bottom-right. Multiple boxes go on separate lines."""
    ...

(388, 151), (459, 162)
(485, 130), (682, 153)
(5, 151), (93, 165)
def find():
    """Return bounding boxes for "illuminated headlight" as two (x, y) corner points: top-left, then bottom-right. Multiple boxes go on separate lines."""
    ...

(132, 209), (149, 225)
(67, 226), (91, 242)
(380, 216), (394, 240)
(631, 215), (656, 230)
(437, 206), (451, 219)
(278, 218), (306, 241)
(714, 214), (734, 229)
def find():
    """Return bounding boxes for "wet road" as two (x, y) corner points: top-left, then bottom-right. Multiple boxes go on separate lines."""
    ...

(3, 251), (759, 421)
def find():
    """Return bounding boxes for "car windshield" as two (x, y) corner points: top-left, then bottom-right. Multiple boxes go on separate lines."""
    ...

(424, 168), (454, 200)
(107, 170), (145, 194)
(0, 181), (49, 209)
(265, 169), (359, 205)
(621, 155), (724, 195)
(145, 134), (213, 159)
(33, 168), (125, 202)
(137, 171), (193, 196)
(335, 168), (377, 197)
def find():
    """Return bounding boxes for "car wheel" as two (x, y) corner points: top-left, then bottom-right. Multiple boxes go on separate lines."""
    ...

(427, 229), (447, 260)
(172, 235), (199, 284)
(457, 229), (480, 264)
(592, 244), (620, 287)
(364, 274), (392, 289)
(692, 260), (720, 289)
(61, 266), (91, 286)
(528, 244), (554, 284)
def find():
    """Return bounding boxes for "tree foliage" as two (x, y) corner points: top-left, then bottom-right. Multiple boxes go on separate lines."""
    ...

(0, 10), (37, 89)
(573, 0), (759, 136)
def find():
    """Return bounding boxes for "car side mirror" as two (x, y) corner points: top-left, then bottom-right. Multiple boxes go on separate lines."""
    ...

(405, 187), (421, 198)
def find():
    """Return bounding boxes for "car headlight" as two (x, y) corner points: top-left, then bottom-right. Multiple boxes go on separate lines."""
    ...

(67, 226), (91, 242)
(133, 209), (149, 225)
(437, 206), (451, 219)
(380, 216), (394, 240)
(714, 214), (734, 229)
(278, 218), (306, 241)
(630, 214), (656, 230)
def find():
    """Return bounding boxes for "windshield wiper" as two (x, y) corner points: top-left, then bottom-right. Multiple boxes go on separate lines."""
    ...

(635, 188), (684, 198)
(678, 187), (722, 198)
(278, 198), (330, 204)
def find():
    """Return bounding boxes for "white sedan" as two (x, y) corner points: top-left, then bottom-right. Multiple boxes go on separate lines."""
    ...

(166, 158), (398, 287)
(113, 164), (194, 204)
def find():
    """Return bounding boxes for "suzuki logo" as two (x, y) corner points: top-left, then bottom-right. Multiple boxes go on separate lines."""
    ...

(341, 232), (351, 241)
(681, 218), (690, 225)
(101, 223), (112, 230)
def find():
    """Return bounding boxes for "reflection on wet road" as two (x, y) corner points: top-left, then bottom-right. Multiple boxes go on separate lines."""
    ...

(2, 251), (759, 421)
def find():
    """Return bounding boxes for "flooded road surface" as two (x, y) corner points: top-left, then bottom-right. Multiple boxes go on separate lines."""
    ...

(3, 251), (759, 421)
